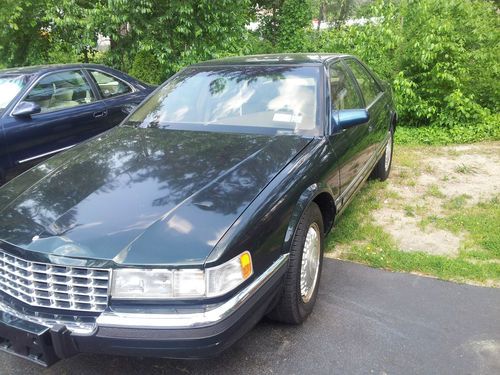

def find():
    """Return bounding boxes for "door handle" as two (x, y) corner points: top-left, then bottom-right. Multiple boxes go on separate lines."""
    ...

(122, 104), (136, 115)
(93, 110), (108, 118)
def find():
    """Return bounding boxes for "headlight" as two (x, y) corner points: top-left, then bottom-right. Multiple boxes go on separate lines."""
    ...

(111, 251), (253, 299)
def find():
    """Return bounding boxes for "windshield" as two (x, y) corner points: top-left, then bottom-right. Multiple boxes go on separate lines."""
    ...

(126, 66), (321, 136)
(0, 74), (29, 111)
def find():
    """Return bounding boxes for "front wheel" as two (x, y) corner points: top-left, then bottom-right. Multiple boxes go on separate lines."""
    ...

(371, 128), (394, 181)
(268, 202), (324, 324)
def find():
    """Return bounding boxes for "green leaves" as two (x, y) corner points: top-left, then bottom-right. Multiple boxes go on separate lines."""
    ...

(0, 0), (253, 83)
(275, 0), (312, 51)
(306, 0), (499, 134)
(0, 0), (497, 135)
(253, 0), (312, 52)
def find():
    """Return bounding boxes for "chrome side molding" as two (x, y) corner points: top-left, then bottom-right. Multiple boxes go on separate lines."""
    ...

(18, 144), (76, 164)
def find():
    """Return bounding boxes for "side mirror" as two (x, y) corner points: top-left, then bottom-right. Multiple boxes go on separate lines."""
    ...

(333, 109), (369, 130)
(12, 101), (41, 118)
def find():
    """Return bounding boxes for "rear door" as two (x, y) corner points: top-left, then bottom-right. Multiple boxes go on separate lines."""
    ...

(327, 61), (368, 200)
(86, 69), (144, 130)
(3, 69), (105, 165)
(343, 59), (386, 160)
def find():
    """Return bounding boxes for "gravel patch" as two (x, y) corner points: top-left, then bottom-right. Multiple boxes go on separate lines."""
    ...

(373, 142), (500, 256)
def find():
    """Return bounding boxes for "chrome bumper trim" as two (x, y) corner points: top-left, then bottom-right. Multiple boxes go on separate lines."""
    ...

(96, 253), (289, 329)
(0, 254), (289, 334)
(0, 299), (97, 335)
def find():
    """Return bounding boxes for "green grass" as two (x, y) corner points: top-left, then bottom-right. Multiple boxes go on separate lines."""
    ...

(341, 245), (500, 283)
(395, 122), (500, 146)
(425, 184), (446, 198)
(442, 194), (471, 210)
(454, 163), (478, 174)
(326, 181), (387, 247)
(403, 205), (416, 217)
(437, 196), (500, 257)
(326, 181), (500, 285)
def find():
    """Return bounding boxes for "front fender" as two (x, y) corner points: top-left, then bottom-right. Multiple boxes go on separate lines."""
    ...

(281, 183), (335, 255)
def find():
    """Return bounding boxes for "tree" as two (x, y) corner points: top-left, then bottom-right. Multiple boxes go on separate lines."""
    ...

(309, 0), (499, 132)
(66, 0), (254, 80)
(0, 0), (51, 67)
(254, 0), (312, 51)
(1, 0), (254, 83)
(311, 0), (357, 29)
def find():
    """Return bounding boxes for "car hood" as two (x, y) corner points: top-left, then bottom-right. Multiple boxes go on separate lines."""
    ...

(0, 127), (311, 265)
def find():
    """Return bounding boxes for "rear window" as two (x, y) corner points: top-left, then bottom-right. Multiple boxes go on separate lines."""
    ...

(89, 70), (132, 98)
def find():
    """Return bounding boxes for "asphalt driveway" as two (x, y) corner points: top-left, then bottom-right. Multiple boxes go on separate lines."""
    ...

(1, 259), (499, 375)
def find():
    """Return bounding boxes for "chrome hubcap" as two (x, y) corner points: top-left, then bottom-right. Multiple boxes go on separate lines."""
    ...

(384, 131), (392, 172)
(300, 223), (321, 303)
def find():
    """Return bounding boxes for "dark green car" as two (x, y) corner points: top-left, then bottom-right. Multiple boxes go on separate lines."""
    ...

(0, 54), (396, 366)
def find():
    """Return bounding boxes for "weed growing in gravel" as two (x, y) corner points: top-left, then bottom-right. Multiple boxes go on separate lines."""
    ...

(442, 194), (471, 210)
(404, 205), (416, 217)
(426, 184), (446, 198)
(454, 163), (478, 174)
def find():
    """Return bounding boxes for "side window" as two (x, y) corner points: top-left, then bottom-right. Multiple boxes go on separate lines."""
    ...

(89, 70), (131, 98)
(25, 70), (95, 113)
(329, 63), (363, 110)
(344, 60), (382, 105)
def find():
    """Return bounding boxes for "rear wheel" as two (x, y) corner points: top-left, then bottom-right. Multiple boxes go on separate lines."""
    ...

(371, 128), (394, 181)
(268, 202), (324, 324)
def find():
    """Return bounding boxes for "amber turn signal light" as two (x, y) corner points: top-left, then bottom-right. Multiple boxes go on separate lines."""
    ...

(240, 251), (253, 279)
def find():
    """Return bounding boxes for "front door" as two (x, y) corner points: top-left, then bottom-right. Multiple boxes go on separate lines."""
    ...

(343, 59), (387, 160)
(327, 61), (369, 203)
(3, 69), (106, 165)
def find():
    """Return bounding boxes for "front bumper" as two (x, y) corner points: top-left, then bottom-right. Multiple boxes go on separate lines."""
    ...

(0, 254), (288, 366)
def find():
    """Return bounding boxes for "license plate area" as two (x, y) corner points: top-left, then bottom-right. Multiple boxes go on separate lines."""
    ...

(0, 311), (59, 366)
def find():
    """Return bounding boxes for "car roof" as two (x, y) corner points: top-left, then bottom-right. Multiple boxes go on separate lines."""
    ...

(0, 54), (351, 76)
(193, 53), (350, 67)
(0, 63), (114, 76)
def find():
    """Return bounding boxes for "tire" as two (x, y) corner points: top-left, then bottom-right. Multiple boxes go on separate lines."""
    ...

(371, 127), (394, 181)
(268, 202), (324, 324)
(0, 168), (5, 186)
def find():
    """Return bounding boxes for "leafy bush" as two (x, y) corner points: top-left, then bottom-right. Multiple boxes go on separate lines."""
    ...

(395, 114), (500, 145)
(275, 0), (312, 52)
(1, 0), (497, 145)
(128, 50), (165, 84)
(254, 0), (312, 53)
(306, 0), (499, 139)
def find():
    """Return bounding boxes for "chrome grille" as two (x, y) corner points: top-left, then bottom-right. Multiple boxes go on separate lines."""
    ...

(0, 249), (110, 312)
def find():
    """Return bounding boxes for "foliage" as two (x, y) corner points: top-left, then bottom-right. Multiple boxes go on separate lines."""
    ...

(254, 0), (312, 52)
(307, 0), (500, 134)
(395, 114), (500, 145)
(128, 50), (164, 85)
(0, 0), (498, 140)
(0, 0), (52, 67)
(275, 0), (312, 51)
(310, 0), (357, 28)
(55, 0), (253, 82)
(0, 0), (253, 83)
